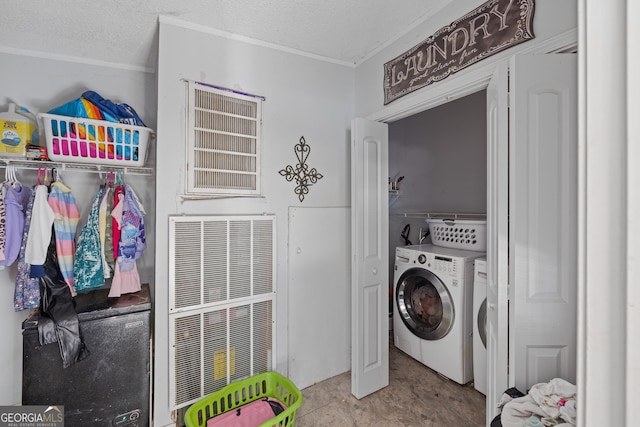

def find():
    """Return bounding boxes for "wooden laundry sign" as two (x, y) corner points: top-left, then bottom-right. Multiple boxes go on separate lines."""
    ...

(383, 0), (535, 104)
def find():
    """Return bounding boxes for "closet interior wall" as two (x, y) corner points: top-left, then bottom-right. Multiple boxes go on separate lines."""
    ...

(387, 90), (487, 292)
(0, 49), (157, 406)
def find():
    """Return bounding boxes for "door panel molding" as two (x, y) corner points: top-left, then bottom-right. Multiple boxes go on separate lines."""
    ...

(351, 118), (389, 399)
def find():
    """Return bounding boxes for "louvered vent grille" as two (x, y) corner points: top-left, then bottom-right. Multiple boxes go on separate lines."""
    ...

(187, 82), (262, 195)
(174, 313), (202, 404)
(169, 215), (276, 410)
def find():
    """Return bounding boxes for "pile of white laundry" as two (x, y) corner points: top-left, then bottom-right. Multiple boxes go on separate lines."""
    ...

(500, 378), (577, 427)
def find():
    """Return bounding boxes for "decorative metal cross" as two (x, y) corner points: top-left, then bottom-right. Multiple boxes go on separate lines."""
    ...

(278, 136), (323, 202)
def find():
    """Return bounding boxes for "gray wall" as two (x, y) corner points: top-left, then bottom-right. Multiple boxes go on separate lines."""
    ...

(388, 89), (487, 291)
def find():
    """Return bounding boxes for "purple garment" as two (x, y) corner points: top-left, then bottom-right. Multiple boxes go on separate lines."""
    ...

(0, 183), (28, 267)
(0, 185), (5, 261)
(117, 185), (145, 272)
(14, 185), (39, 311)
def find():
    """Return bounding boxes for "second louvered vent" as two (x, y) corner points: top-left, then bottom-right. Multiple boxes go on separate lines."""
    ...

(168, 215), (276, 410)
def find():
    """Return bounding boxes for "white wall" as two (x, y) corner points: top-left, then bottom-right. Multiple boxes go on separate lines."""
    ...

(0, 51), (156, 405)
(155, 18), (354, 426)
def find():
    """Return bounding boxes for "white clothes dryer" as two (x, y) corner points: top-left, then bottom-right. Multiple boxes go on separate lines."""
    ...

(394, 244), (485, 385)
(473, 258), (487, 395)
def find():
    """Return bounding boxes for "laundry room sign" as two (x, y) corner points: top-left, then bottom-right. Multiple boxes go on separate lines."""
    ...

(383, 0), (535, 104)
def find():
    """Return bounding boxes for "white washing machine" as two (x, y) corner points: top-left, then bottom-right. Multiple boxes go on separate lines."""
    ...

(393, 244), (485, 385)
(393, 246), (423, 362)
(473, 258), (487, 395)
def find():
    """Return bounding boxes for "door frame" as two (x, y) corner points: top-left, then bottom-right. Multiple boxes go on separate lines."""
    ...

(579, 1), (640, 425)
(362, 28), (578, 423)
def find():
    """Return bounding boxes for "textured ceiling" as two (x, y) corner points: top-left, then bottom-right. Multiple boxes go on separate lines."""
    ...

(2, 0), (453, 69)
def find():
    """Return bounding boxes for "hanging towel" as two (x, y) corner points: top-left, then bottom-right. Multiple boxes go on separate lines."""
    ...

(73, 187), (105, 293)
(14, 185), (38, 311)
(48, 180), (81, 295)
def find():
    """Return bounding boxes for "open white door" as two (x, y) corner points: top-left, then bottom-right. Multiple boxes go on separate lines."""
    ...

(509, 54), (577, 392)
(486, 60), (510, 424)
(486, 54), (578, 425)
(351, 117), (389, 399)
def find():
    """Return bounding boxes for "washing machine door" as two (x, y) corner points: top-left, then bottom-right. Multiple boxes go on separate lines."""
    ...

(396, 267), (454, 340)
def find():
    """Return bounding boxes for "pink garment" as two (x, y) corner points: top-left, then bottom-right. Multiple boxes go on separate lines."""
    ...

(111, 186), (124, 259)
(205, 398), (286, 427)
(108, 261), (141, 298)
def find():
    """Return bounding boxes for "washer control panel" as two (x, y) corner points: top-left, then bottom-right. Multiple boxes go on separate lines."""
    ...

(395, 246), (481, 280)
(431, 255), (457, 274)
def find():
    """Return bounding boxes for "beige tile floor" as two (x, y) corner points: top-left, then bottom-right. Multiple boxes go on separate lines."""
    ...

(296, 344), (486, 427)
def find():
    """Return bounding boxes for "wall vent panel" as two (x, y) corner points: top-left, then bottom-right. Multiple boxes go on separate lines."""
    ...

(169, 215), (276, 410)
(186, 81), (263, 196)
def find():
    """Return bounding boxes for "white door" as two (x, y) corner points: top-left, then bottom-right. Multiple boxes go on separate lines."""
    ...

(486, 54), (578, 424)
(486, 60), (510, 424)
(509, 54), (577, 392)
(350, 117), (389, 399)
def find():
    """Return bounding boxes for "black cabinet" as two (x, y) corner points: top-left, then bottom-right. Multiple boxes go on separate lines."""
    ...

(22, 284), (151, 427)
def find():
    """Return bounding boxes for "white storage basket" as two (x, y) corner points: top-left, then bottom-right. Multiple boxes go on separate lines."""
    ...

(427, 219), (487, 252)
(40, 113), (153, 167)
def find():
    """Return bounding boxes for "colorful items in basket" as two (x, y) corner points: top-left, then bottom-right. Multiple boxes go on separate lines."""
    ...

(49, 91), (145, 126)
(47, 91), (146, 160)
(49, 124), (140, 161)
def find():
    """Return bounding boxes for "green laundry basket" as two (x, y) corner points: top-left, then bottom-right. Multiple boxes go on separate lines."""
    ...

(184, 371), (303, 427)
